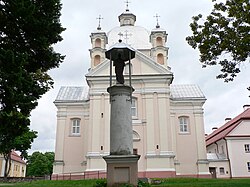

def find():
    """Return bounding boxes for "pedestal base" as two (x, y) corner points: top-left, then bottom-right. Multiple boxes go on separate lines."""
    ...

(103, 155), (140, 187)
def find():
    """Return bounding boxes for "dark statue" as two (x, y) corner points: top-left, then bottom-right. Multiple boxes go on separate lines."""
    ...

(114, 53), (125, 84)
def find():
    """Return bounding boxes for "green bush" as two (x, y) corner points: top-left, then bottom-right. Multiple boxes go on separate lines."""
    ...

(138, 180), (151, 187)
(93, 179), (107, 187)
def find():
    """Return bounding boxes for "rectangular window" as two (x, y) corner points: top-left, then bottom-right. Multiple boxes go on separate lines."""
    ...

(244, 144), (250, 153)
(72, 119), (80, 135)
(179, 116), (189, 133)
(219, 167), (225, 175)
(131, 98), (137, 117)
(247, 162), (250, 172)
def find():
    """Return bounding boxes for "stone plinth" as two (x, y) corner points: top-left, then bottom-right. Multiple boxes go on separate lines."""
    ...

(103, 155), (140, 187)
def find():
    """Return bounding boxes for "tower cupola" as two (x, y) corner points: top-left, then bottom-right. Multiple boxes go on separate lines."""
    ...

(89, 15), (107, 68)
(118, 1), (136, 26)
(150, 14), (169, 67)
(118, 10), (136, 26)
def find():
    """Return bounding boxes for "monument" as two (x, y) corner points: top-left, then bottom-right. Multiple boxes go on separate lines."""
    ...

(103, 40), (140, 186)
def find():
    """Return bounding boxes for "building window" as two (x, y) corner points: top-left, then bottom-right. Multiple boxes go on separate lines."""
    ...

(244, 144), (250, 153)
(133, 131), (140, 142)
(94, 55), (101, 66)
(157, 53), (164, 65)
(124, 19), (130, 25)
(95, 38), (101, 48)
(156, 37), (163, 46)
(219, 167), (225, 175)
(131, 97), (137, 118)
(71, 118), (80, 135)
(179, 116), (189, 133)
(247, 162), (250, 172)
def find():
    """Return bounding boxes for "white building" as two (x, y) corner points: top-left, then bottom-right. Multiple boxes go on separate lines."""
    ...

(53, 7), (210, 179)
(206, 105), (250, 178)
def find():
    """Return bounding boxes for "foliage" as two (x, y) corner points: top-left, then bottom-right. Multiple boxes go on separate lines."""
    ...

(44, 152), (55, 175)
(92, 179), (151, 187)
(138, 180), (151, 187)
(26, 151), (55, 176)
(93, 179), (107, 187)
(0, 115), (37, 177)
(186, 0), (250, 83)
(0, 0), (64, 177)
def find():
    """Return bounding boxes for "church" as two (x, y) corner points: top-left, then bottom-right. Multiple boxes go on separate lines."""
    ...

(52, 6), (210, 178)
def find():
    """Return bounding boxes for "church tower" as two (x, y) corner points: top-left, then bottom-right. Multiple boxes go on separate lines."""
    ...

(89, 16), (107, 68)
(150, 15), (169, 68)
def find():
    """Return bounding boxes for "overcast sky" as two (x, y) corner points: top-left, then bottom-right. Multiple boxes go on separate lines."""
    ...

(29, 0), (250, 153)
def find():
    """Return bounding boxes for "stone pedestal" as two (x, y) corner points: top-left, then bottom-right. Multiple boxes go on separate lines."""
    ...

(104, 85), (140, 186)
(103, 155), (140, 187)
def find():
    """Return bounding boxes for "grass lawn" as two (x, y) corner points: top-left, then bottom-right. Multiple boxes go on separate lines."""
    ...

(0, 178), (250, 187)
(151, 178), (250, 187)
(0, 179), (97, 187)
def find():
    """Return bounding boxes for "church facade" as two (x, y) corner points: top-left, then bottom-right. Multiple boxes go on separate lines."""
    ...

(53, 8), (210, 178)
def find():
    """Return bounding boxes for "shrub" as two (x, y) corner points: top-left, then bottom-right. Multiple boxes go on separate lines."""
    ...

(138, 180), (151, 187)
(93, 179), (107, 187)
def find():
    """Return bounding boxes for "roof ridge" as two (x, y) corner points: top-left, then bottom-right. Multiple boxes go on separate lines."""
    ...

(206, 108), (250, 145)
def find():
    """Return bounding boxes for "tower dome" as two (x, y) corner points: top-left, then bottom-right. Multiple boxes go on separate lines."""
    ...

(107, 8), (151, 50)
(107, 25), (151, 49)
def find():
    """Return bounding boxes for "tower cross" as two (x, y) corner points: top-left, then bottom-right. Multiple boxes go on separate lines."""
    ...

(96, 15), (103, 30)
(124, 0), (131, 11)
(124, 30), (132, 43)
(118, 32), (123, 40)
(154, 13), (160, 28)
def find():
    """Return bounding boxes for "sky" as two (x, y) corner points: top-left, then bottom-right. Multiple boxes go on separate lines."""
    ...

(29, 0), (250, 153)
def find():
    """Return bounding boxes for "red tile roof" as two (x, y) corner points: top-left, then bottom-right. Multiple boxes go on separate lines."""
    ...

(11, 151), (26, 164)
(206, 108), (250, 146)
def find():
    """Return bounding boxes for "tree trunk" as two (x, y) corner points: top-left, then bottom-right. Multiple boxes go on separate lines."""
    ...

(3, 152), (12, 178)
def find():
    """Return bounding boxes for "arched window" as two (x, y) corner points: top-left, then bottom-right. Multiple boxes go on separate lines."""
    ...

(133, 130), (140, 141)
(178, 116), (189, 133)
(124, 19), (130, 25)
(94, 55), (101, 66)
(95, 38), (101, 48)
(157, 53), (164, 65)
(71, 118), (81, 135)
(156, 37), (163, 46)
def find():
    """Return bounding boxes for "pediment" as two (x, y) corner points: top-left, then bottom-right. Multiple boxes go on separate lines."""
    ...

(86, 49), (172, 77)
(228, 120), (250, 136)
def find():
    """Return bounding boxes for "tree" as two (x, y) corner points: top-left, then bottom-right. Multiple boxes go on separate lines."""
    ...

(186, 0), (250, 84)
(0, 0), (65, 177)
(44, 152), (55, 175)
(26, 152), (55, 177)
(0, 124), (37, 177)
